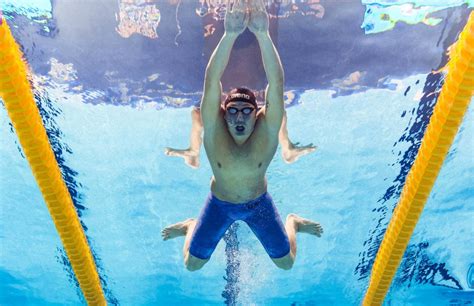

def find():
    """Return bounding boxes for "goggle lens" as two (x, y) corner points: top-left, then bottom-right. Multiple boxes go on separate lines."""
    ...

(227, 107), (254, 115)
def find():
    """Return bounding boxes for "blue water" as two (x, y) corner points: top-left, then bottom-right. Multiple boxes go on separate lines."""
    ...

(1, 1), (473, 305)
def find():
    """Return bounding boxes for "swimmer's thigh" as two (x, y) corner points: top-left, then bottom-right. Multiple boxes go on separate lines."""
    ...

(245, 194), (290, 259)
(189, 196), (234, 260)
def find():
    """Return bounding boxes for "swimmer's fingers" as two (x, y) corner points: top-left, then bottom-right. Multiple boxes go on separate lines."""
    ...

(255, 0), (266, 11)
(233, 0), (246, 12)
(225, 0), (249, 34)
(247, 0), (268, 33)
(249, 0), (259, 11)
(226, 0), (234, 13)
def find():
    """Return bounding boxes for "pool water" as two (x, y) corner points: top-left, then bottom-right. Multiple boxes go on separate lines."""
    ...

(1, 1), (473, 305)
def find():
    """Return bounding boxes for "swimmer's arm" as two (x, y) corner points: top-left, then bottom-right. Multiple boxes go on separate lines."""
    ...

(255, 31), (285, 134)
(200, 33), (239, 130)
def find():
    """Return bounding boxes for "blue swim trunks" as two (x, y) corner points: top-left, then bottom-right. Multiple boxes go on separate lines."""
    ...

(189, 191), (290, 260)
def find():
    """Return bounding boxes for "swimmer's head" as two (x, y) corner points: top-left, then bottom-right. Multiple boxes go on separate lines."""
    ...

(223, 87), (258, 145)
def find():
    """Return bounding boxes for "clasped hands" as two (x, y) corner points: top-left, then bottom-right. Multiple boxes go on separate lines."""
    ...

(224, 0), (269, 36)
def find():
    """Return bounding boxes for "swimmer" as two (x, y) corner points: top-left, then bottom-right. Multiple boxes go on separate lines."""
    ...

(162, 0), (323, 271)
(164, 106), (317, 169)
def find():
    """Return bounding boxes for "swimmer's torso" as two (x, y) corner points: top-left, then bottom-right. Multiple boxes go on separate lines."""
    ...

(204, 109), (279, 204)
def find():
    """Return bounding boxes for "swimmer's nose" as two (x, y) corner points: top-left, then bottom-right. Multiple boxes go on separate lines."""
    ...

(235, 118), (246, 125)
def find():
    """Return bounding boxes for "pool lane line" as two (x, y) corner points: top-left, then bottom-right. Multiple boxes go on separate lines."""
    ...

(0, 18), (107, 305)
(362, 11), (474, 306)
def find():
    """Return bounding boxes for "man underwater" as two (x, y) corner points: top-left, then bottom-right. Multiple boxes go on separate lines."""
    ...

(162, 0), (323, 271)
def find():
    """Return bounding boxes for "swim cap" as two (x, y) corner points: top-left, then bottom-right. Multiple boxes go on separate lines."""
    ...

(224, 87), (258, 109)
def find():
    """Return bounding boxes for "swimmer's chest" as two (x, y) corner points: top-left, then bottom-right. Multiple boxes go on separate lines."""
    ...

(216, 145), (266, 173)
(205, 123), (276, 175)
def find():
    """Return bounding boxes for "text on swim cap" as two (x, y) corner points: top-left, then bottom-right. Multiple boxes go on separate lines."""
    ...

(230, 93), (251, 100)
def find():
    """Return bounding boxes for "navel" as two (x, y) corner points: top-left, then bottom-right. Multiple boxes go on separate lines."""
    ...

(258, 162), (262, 168)
(217, 162), (222, 168)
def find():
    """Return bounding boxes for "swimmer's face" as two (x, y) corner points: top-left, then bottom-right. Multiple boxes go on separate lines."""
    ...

(224, 101), (257, 142)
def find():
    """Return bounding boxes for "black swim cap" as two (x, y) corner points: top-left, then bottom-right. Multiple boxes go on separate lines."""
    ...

(224, 87), (258, 109)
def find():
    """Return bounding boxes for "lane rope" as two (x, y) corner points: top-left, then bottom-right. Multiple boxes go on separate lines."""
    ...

(363, 11), (474, 306)
(0, 18), (107, 305)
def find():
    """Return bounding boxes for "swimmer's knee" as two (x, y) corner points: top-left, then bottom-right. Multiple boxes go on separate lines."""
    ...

(286, 213), (298, 222)
(184, 252), (208, 271)
(275, 260), (294, 270)
(272, 253), (294, 270)
(192, 106), (201, 116)
(185, 262), (203, 272)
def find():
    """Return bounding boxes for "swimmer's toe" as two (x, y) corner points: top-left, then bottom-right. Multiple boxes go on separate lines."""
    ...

(296, 217), (323, 237)
(161, 229), (170, 240)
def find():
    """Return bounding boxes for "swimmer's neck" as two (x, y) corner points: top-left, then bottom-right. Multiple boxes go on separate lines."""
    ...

(230, 134), (252, 146)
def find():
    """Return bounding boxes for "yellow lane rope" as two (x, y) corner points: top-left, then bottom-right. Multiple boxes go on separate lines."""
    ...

(0, 18), (106, 305)
(363, 12), (474, 306)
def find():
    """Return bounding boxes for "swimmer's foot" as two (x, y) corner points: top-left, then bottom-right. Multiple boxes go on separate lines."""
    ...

(161, 218), (196, 241)
(288, 214), (323, 237)
(164, 147), (200, 169)
(282, 142), (317, 164)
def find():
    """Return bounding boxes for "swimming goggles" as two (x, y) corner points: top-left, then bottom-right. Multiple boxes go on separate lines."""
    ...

(226, 107), (255, 115)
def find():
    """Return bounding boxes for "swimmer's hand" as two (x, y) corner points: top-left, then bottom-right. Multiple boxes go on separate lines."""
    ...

(248, 0), (269, 34)
(224, 0), (250, 35)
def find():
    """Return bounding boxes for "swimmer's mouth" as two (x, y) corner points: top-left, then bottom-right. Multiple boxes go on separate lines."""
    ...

(236, 126), (245, 132)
